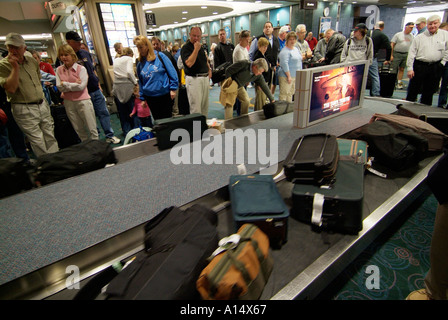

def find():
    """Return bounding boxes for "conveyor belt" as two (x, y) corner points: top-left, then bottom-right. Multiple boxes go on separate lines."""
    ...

(0, 98), (439, 300)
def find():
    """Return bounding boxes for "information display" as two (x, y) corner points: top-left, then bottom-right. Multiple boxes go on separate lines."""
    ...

(97, 2), (139, 64)
(294, 61), (368, 128)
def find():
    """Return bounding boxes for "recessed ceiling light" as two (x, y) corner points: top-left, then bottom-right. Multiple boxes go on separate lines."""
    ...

(182, 17), (187, 20)
(213, 12), (218, 15)
(201, 6), (207, 9)
(182, 11), (188, 14)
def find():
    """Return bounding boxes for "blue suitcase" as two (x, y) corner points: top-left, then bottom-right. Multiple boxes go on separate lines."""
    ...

(229, 174), (289, 248)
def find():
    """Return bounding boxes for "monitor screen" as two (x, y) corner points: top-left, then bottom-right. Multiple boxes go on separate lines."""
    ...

(294, 61), (368, 128)
(309, 64), (365, 123)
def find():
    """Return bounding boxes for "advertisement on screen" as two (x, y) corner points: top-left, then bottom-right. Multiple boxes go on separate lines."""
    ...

(309, 64), (365, 123)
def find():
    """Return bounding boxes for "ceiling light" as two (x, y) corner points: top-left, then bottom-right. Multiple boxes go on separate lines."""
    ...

(213, 12), (218, 15)
(182, 11), (188, 14)
(201, 6), (207, 9)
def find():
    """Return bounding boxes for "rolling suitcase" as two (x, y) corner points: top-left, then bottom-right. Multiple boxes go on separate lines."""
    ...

(396, 103), (448, 135)
(263, 100), (294, 119)
(229, 174), (289, 248)
(153, 113), (208, 150)
(50, 104), (81, 149)
(337, 138), (368, 165)
(291, 160), (364, 235)
(379, 63), (397, 98)
(283, 133), (339, 186)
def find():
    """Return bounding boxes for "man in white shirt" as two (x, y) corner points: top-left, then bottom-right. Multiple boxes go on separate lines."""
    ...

(390, 22), (414, 89)
(406, 15), (448, 106)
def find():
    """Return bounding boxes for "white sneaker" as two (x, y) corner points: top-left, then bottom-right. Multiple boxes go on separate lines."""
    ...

(396, 83), (403, 90)
(106, 136), (121, 144)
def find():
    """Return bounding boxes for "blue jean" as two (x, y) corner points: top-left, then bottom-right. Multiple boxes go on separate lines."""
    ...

(438, 62), (448, 107)
(114, 96), (138, 137)
(368, 58), (381, 97)
(90, 89), (115, 139)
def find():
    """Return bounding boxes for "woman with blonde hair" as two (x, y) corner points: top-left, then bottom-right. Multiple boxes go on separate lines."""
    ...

(113, 47), (138, 136)
(133, 35), (179, 120)
(55, 44), (98, 141)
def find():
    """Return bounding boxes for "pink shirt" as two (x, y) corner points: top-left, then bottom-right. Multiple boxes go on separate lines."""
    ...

(132, 98), (151, 117)
(56, 63), (90, 101)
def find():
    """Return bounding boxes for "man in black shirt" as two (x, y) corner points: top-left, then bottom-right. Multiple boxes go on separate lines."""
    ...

(181, 27), (212, 116)
(214, 28), (234, 68)
(369, 21), (392, 97)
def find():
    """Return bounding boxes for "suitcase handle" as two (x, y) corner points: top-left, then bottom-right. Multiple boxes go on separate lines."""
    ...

(291, 134), (329, 163)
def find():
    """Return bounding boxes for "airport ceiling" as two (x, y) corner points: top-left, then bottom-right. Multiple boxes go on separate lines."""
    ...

(0, 0), (447, 51)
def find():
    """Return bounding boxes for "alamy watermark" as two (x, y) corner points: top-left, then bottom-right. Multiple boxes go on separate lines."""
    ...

(365, 265), (380, 290)
(169, 122), (279, 174)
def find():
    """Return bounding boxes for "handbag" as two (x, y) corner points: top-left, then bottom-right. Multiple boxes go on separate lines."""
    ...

(131, 126), (154, 143)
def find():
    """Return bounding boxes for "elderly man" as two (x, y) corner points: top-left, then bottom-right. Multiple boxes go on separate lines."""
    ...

(324, 29), (346, 65)
(0, 33), (59, 157)
(66, 31), (120, 144)
(181, 26), (212, 116)
(390, 22), (415, 90)
(295, 24), (313, 62)
(222, 58), (275, 120)
(416, 17), (427, 35)
(406, 15), (448, 106)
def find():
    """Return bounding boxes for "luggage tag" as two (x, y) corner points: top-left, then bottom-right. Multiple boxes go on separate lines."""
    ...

(210, 234), (241, 258)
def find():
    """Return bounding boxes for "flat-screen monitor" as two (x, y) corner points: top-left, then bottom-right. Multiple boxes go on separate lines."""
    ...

(293, 61), (368, 128)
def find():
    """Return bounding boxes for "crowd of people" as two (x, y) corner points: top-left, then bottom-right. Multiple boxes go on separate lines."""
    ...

(1, 15), (448, 160)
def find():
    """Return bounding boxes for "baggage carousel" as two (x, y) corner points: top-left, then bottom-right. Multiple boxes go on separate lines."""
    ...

(0, 97), (441, 300)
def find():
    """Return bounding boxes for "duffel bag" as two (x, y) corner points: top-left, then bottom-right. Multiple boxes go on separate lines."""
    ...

(34, 139), (117, 186)
(196, 224), (273, 300)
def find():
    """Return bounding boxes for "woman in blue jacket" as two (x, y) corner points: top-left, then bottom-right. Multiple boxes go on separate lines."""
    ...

(134, 35), (179, 120)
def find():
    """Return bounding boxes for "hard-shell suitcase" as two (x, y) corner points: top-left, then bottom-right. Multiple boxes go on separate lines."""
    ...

(283, 133), (339, 186)
(196, 224), (273, 300)
(50, 104), (81, 149)
(263, 100), (294, 119)
(396, 103), (448, 135)
(153, 113), (208, 150)
(379, 63), (397, 98)
(229, 174), (289, 248)
(291, 160), (364, 235)
(74, 205), (219, 300)
(34, 139), (117, 186)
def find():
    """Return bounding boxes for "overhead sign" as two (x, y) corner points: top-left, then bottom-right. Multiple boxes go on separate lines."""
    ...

(301, 0), (318, 10)
(146, 12), (156, 26)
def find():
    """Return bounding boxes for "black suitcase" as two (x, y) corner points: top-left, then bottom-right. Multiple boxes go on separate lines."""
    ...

(229, 174), (289, 248)
(153, 113), (208, 150)
(379, 63), (397, 98)
(283, 133), (339, 186)
(0, 158), (35, 198)
(291, 160), (364, 235)
(50, 104), (81, 149)
(396, 103), (448, 135)
(211, 62), (231, 84)
(75, 205), (219, 300)
(34, 139), (117, 186)
(177, 85), (190, 115)
(263, 101), (294, 119)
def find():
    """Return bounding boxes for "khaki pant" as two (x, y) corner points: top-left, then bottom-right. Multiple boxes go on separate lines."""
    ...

(186, 75), (209, 116)
(64, 99), (99, 141)
(278, 76), (296, 103)
(425, 202), (448, 300)
(225, 86), (250, 120)
(254, 86), (267, 111)
(12, 101), (59, 157)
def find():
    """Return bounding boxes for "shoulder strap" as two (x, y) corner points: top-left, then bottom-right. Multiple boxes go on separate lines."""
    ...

(156, 52), (167, 71)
